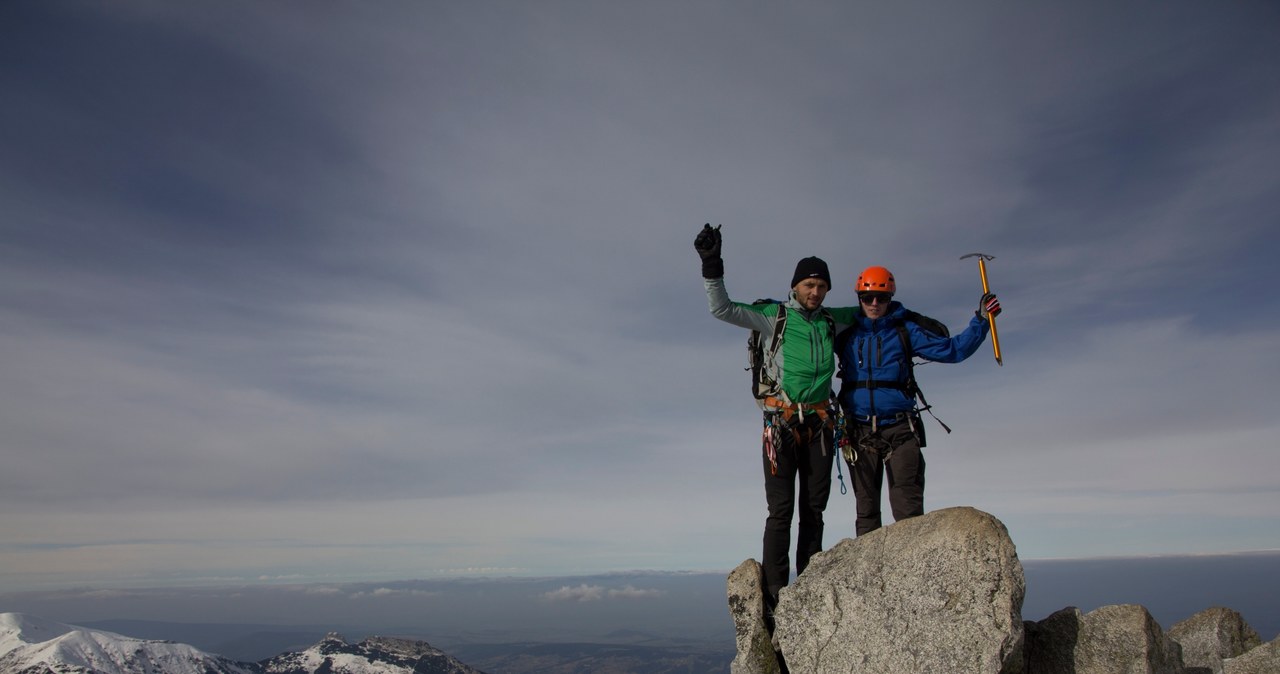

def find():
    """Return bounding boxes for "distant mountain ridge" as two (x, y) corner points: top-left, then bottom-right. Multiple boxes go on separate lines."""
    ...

(0, 613), (254, 674)
(260, 632), (482, 674)
(0, 614), (484, 674)
(74, 620), (331, 663)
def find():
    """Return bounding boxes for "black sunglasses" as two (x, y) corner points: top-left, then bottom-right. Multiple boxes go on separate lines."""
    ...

(859, 292), (892, 305)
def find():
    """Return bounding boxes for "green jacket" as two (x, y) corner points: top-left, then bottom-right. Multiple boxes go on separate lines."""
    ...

(705, 277), (858, 405)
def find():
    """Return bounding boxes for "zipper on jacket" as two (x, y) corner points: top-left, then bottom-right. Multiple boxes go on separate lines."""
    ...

(806, 316), (824, 399)
(784, 310), (828, 402)
(859, 333), (875, 418)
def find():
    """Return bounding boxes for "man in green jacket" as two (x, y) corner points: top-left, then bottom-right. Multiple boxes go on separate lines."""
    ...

(695, 224), (858, 623)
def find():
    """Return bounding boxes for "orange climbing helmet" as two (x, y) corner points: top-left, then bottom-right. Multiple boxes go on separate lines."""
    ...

(855, 266), (896, 294)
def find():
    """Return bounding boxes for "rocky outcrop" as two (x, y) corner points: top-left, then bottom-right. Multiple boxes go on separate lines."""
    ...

(771, 507), (1025, 673)
(726, 559), (780, 674)
(1222, 637), (1280, 674)
(1168, 607), (1262, 674)
(1024, 604), (1182, 673)
(726, 507), (1274, 674)
(1022, 606), (1081, 673)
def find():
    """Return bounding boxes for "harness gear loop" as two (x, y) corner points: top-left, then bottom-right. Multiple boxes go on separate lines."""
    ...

(762, 417), (779, 475)
(833, 404), (852, 494)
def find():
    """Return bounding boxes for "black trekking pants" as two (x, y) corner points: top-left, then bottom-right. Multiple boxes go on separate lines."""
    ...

(761, 413), (834, 602)
(849, 421), (925, 536)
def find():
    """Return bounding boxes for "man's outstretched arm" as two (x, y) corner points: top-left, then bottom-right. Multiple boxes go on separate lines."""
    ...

(695, 224), (773, 332)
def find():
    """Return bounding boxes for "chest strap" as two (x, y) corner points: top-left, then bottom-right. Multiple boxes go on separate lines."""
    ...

(852, 380), (908, 391)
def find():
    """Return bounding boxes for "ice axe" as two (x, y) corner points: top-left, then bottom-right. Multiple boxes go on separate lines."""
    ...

(960, 253), (1003, 366)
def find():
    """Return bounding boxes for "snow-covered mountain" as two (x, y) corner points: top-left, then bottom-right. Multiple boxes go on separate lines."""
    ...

(1, 615), (485, 674)
(0, 612), (256, 674)
(259, 633), (483, 674)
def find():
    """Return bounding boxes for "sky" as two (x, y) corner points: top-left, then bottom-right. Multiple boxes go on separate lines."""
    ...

(2, 1), (1279, 596)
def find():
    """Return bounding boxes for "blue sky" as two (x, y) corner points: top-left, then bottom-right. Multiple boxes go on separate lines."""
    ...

(2, 1), (1278, 593)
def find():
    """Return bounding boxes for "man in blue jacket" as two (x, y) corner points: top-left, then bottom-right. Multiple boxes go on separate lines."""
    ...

(836, 265), (1001, 536)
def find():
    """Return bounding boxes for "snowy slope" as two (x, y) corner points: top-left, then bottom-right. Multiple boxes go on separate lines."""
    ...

(260, 633), (483, 674)
(0, 612), (257, 674)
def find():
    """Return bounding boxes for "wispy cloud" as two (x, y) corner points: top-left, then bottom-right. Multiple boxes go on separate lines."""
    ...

(349, 587), (436, 599)
(542, 584), (665, 603)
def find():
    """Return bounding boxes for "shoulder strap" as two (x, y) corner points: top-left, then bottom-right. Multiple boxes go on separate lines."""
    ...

(892, 319), (923, 400)
(901, 309), (949, 338)
(819, 307), (835, 335)
(833, 324), (854, 358)
(766, 304), (788, 363)
(894, 321), (914, 360)
(895, 316), (952, 434)
(747, 300), (789, 401)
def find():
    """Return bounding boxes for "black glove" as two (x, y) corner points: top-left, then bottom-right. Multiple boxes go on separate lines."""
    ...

(694, 223), (724, 278)
(977, 292), (1001, 319)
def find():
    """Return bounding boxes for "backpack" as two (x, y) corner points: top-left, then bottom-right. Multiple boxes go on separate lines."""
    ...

(746, 299), (835, 402)
(834, 310), (952, 435)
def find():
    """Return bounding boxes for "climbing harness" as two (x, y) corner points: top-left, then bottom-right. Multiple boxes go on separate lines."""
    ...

(760, 396), (839, 477)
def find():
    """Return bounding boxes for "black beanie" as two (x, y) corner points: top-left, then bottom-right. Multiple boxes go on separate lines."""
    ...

(791, 256), (831, 288)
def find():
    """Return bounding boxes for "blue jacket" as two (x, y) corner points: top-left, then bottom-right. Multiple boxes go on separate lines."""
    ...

(836, 302), (989, 421)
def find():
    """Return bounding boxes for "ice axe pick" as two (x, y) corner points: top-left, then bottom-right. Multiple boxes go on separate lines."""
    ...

(960, 253), (1002, 366)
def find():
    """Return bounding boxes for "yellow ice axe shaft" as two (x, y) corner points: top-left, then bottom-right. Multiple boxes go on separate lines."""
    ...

(961, 253), (1002, 366)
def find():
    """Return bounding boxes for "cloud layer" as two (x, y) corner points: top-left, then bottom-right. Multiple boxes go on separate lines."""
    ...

(1, 1), (1278, 591)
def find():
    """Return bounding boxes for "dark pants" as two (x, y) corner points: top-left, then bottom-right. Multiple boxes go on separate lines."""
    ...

(849, 420), (925, 536)
(761, 414), (834, 602)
